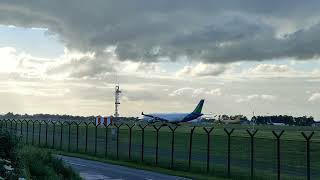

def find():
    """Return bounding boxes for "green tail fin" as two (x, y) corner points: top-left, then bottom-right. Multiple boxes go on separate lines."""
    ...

(192, 99), (205, 114)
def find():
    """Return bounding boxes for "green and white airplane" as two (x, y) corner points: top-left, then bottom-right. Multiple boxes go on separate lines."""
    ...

(142, 99), (205, 124)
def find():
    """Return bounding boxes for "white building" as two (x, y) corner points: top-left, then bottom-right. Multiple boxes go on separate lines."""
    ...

(95, 116), (112, 126)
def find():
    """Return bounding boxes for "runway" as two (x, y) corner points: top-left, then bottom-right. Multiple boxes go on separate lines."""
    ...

(57, 155), (190, 180)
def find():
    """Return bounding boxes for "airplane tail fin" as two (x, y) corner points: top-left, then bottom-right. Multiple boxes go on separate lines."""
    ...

(192, 99), (205, 114)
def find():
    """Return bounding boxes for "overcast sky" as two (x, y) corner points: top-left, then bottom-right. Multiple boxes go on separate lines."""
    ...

(0, 0), (319, 119)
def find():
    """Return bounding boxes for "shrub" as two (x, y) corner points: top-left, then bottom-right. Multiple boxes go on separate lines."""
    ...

(0, 131), (21, 179)
(0, 131), (81, 179)
(19, 147), (82, 180)
(0, 131), (20, 160)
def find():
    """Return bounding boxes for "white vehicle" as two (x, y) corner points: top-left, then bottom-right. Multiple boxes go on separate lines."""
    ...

(217, 115), (243, 124)
(142, 99), (204, 124)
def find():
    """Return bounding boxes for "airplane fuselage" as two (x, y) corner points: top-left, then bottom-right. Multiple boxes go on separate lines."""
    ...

(143, 112), (202, 123)
(142, 99), (205, 124)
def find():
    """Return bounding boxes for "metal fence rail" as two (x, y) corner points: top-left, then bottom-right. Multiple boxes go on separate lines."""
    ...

(0, 119), (318, 179)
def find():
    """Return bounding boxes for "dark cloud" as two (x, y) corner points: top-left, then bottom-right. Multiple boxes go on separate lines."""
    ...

(1, 0), (320, 64)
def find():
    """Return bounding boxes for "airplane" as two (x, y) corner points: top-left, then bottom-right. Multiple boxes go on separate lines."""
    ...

(141, 99), (205, 125)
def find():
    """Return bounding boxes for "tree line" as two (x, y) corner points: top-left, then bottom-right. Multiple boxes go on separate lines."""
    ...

(253, 115), (315, 126)
(0, 112), (316, 126)
(0, 112), (95, 122)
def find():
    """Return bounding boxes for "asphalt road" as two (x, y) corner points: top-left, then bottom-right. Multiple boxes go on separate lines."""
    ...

(57, 155), (190, 180)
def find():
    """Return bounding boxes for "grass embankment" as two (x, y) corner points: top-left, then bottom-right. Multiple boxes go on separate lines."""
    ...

(0, 131), (82, 179)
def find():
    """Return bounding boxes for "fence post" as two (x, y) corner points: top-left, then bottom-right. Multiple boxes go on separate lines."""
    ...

(45, 122), (48, 147)
(94, 124), (98, 155)
(7, 119), (12, 132)
(1, 119), (4, 130)
(203, 127), (214, 173)
(4, 119), (6, 131)
(168, 125), (178, 169)
(14, 120), (18, 134)
(224, 128), (235, 177)
(246, 129), (258, 179)
(138, 124), (148, 162)
(32, 121), (35, 145)
(60, 122), (63, 150)
(114, 123), (123, 159)
(104, 123), (112, 157)
(11, 120), (14, 133)
(38, 121), (42, 146)
(10, 120), (13, 133)
(52, 122), (56, 149)
(84, 122), (88, 153)
(272, 130), (284, 180)
(126, 124), (135, 160)
(68, 122), (71, 152)
(76, 123), (79, 152)
(153, 125), (164, 166)
(188, 126), (196, 170)
(5, 119), (8, 131)
(20, 120), (23, 136)
(26, 120), (29, 144)
(301, 131), (314, 180)
(2, 119), (5, 131)
(5, 119), (7, 131)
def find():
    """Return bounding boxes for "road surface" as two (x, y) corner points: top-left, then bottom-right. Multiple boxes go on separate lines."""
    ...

(57, 155), (190, 180)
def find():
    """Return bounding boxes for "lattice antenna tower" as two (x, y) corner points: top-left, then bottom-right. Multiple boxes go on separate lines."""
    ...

(252, 111), (255, 130)
(114, 72), (121, 118)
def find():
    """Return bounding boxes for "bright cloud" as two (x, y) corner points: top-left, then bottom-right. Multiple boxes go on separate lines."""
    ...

(176, 63), (228, 77)
(0, 47), (20, 73)
(206, 88), (222, 96)
(243, 64), (296, 78)
(169, 87), (222, 97)
(248, 64), (292, 74)
(308, 93), (320, 102)
(236, 94), (276, 103)
(169, 87), (194, 97)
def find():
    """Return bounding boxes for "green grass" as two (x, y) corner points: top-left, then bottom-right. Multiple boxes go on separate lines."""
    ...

(1, 120), (319, 179)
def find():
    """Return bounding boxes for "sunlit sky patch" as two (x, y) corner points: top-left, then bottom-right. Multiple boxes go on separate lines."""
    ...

(0, 25), (63, 58)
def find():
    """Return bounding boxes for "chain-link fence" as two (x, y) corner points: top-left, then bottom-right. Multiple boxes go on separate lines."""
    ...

(0, 119), (318, 180)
